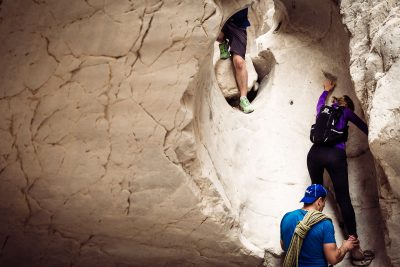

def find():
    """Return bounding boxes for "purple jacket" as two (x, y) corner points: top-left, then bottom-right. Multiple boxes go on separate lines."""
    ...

(316, 91), (368, 150)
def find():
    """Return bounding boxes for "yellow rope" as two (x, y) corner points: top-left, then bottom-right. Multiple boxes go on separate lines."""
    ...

(283, 210), (330, 267)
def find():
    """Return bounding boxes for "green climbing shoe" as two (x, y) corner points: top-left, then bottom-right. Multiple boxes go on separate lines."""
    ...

(219, 40), (230, 60)
(239, 96), (254, 113)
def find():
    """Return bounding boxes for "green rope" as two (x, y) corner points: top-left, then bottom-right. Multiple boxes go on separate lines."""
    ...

(283, 210), (331, 267)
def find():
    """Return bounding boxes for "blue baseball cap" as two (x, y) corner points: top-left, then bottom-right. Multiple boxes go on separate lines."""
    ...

(300, 184), (328, 204)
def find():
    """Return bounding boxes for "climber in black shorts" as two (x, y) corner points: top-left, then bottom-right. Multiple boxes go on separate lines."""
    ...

(216, 8), (254, 113)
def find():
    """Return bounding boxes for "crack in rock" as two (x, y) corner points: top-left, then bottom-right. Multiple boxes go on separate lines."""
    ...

(0, 235), (9, 255)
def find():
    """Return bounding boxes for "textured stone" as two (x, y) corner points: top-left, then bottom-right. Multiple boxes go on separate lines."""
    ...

(251, 49), (276, 82)
(0, 0), (399, 266)
(340, 1), (400, 265)
(0, 0), (263, 266)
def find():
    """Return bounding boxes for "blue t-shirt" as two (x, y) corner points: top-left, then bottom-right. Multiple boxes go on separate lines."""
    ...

(280, 209), (336, 267)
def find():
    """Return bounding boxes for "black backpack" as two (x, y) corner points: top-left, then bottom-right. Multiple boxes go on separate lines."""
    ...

(310, 105), (348, 145)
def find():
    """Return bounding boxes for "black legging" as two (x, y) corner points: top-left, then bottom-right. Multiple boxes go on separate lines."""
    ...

(307, 145), (357, 237)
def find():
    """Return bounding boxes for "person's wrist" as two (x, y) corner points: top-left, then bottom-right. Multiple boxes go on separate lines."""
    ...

(341, 242), (350, 253)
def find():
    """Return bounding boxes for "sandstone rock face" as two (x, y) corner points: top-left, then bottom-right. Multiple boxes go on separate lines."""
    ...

(214, 54), (258, 99)
(0, 1), (262, 266)
(0, 0), (398, 267)
(340, 1), (400, 265)
(199, 1), (388, 266)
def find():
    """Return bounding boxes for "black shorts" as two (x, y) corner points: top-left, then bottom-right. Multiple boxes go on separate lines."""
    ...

(222, 22), (247, 59)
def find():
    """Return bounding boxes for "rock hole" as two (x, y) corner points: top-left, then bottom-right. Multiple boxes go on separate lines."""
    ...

(274, 21), (282, 33)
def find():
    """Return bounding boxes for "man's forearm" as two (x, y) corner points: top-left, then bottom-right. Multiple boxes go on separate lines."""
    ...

(334, 245), (349, 264)
(324, 242), (351, 265)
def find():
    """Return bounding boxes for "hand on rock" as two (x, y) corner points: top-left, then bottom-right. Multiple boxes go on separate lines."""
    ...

(323, 80), (336, 92)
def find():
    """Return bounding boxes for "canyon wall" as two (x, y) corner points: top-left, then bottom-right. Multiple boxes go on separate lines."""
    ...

(0, 1), (261, 266)
(340, 0), (400, 265)
(0, 0), (398, 266)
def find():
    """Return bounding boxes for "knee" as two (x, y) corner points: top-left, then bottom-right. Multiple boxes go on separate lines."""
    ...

(233, 55), (246, 71)
(217, 32), (225, 43)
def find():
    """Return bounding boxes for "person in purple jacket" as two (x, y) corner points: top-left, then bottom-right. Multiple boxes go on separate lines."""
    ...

(307, 80), (374, 264)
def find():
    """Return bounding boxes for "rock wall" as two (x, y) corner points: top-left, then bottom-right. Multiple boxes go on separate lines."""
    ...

(200, 1), (389, 266)
(340, 0), (400, 265)
(0, 1), (261, 266)
(0, 0), (398, 266)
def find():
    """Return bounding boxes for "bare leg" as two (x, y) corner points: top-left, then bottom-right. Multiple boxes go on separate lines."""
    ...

(217, 31), (225, 43)
(232, 54), (248, 97)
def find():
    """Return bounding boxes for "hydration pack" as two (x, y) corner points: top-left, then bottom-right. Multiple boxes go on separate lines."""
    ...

(310, 105), (348, 145)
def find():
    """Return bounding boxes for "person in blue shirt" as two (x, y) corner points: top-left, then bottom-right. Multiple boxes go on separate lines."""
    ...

(216, 8), (254, 113)
(280, 184), (358, 266)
